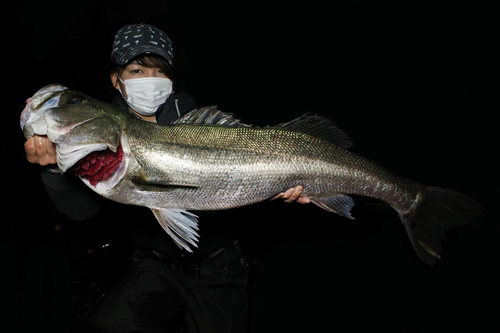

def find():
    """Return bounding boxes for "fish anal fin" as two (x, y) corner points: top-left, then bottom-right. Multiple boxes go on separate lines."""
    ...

(311, 195), (355, 219)
(151, 208), (200, 252)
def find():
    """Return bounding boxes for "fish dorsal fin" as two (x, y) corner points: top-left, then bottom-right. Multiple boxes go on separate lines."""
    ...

(173, 106), (251, 127)
(174, 108), (352, 148)
(276, 115), (353, 149)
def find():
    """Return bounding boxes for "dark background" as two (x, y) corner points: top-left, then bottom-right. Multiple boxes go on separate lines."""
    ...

(2, 0), (497, 332)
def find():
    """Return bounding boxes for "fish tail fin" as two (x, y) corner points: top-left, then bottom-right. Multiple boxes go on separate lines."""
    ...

(397, 186), (482, 266)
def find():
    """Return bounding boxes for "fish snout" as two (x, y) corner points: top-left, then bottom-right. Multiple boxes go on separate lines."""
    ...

(20, 84), (68, 136)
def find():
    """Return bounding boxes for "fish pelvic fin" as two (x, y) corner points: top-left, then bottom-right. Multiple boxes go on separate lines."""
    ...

(397, 187), (482, 266)
(151, 208), (200, 252)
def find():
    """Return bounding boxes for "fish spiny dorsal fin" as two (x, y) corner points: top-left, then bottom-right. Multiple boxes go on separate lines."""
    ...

(173, 106), (251, 127)
(276, 115), (353, 149)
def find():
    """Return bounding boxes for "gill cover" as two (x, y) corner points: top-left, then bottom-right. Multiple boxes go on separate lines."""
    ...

(44, 103), (122, 172)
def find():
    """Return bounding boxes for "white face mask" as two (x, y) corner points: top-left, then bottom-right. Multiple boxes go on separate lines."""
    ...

(118, 76), (173, 116)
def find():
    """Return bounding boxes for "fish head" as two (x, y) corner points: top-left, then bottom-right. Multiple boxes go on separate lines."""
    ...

(46, 98), (124, 176)
(21, 84), (68, 138)
(21, 85), (126, 182)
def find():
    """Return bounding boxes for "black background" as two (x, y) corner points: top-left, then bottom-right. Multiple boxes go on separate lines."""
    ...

(2, 0), (497, 332)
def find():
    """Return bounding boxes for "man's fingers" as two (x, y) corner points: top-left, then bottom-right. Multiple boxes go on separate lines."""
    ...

(24, 135), (57, 165)
(24, 137), (37, 162)
(270, 193), (284, 201)
(283, 186), (302, 203)
(35, 136), (50, 165)
(297, 197), (311, 204)
(34, 135), (46, 154)
(271, 186), (310, 204)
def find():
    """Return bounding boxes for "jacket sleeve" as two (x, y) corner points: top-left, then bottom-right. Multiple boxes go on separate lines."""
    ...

(41, 169), (107, 221)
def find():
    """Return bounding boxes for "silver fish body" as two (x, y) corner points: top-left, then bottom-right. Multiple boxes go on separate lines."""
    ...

(21, 84), (482, 265)
(121, 122), (417, 211)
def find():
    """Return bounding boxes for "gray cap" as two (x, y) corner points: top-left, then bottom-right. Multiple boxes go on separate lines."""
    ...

(111, 23), (174, 66)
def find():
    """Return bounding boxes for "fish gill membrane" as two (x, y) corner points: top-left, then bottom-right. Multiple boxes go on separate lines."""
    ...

(20, 84), (483, 266)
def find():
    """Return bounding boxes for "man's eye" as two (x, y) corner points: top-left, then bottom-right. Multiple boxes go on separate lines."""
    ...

(130, 69), (142, 74)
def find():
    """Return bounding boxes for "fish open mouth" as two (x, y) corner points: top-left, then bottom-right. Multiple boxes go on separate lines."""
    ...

(70, 144), (124, 187)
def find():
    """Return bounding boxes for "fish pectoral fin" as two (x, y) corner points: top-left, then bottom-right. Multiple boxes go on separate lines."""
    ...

(311, 195), (355, 219)
(132, 179), (199, 191)
(151, 208), (200, 252)
(132, 170), (199, 191)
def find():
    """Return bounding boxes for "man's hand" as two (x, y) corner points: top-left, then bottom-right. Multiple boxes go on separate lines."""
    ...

(272, 185), (310, 204)
(24, 135), (57, 166)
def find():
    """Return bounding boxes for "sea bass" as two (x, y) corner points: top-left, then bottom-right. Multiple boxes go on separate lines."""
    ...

(21, 84), (482, 265)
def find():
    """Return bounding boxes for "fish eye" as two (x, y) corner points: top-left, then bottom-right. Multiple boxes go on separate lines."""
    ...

(69, 98), (82, 104)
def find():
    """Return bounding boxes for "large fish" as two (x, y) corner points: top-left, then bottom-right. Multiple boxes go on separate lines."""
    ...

(21, 84), (481, 266)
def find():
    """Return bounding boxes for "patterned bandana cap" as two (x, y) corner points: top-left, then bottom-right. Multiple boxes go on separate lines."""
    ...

(111, 23), (174, 66)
